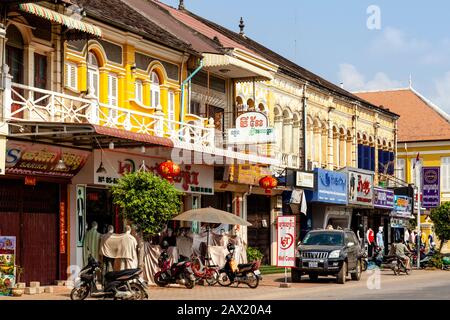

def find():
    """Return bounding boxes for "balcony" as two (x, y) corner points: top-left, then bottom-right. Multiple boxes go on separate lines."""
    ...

(6, 83), (214, 146)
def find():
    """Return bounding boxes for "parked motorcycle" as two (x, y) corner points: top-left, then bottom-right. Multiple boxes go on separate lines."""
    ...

(70, 254), (148, 300)
(154, 241), (196, 289)
(373, 247), (410, 275)
(361, 251), (368, 272)
(411, 243), (436, 269)
(217, 243), (262, 289)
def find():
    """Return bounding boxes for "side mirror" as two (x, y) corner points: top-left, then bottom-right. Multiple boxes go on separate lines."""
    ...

(297, 241), (301, 247)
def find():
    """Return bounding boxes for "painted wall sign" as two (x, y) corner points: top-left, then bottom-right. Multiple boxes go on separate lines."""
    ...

(296, 171), (314, 189)
(93, 150), (214, 195)
(276, 216), (296, 268)
(422, 167), (440, 208)
(373, 187), (394, 209)
(236, 112), (268, 129)
(227, 127), (276, 144)
(5, 141), (90, 178)
(348, 170), (374, 206)
(312, 168), (348, 205)
(59, 202), (66, 254)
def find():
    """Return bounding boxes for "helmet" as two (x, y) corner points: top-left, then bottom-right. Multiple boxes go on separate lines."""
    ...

(161, 240), (170, 250)
(227, 243), (235, 252)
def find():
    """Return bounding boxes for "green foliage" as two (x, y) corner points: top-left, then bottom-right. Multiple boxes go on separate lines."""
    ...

(247, 246), (264, 262)
(407, 217), (417, 231)
(111, 171), (182, 236)
(430, 202), (450, 252)
(429, 253), (444, 269)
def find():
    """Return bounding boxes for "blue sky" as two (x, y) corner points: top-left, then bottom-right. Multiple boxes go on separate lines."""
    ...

(161, 0), (450, 113)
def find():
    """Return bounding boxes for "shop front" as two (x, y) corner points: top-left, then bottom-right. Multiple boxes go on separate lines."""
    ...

(70, 147), (215, 269)
(1, 140), (90, 285)
(305, 168), (349, 230)
(390, 195), (413, 245)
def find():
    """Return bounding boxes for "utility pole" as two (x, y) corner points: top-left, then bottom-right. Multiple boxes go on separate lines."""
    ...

(415, 166), (421, 269)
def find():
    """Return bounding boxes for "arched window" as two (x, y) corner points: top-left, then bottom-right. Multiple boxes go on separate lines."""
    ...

(333, 126), (339, 169)
(282, 109), (293, 154)
(87, 51), (99, 97)
(6, 25), (24, 85)
(339, 127), (346, 168)
(274, 106), (283, 155)
(346, 130), (353, 167)
(151, 71), (160, 108)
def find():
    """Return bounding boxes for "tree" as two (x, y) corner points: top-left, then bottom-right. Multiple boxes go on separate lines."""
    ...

(111, 171), (182, 236)
(430, 202), (450, 252)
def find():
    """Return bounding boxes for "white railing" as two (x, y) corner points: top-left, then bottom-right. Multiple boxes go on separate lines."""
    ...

(6, 83), (214, 146)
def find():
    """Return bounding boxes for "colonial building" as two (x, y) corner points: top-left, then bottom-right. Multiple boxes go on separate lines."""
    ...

(356, 86), (450, 247)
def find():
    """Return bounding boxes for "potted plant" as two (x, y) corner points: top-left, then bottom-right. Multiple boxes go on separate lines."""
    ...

(11, 266), (24, 297)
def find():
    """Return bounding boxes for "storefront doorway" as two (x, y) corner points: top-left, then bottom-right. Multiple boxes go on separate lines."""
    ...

(247, 195), (271, 265)
(0, 178), (60, 285)
(86, 187), (121, 235)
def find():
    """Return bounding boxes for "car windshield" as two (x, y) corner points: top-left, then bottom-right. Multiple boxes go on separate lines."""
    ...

(302, 232), (344, 246)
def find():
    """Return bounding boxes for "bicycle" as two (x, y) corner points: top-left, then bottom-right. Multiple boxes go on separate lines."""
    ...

(190, 252), (220, 286)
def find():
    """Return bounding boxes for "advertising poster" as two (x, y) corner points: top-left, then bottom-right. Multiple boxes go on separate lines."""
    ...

(76, 185), (87, 247)
(348, 170), (374, 206)
(422, 167), (440, 208)
(0, 236), (16, 296)
(276, 216), (296, 268)
(313, 168), (348, 204)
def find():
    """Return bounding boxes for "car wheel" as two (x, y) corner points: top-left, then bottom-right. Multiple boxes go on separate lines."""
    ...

(308, 274), (319, 281)
(351, 260), (362, 281)
(337, 261), (347, 284)
(291, 268), (302, 283)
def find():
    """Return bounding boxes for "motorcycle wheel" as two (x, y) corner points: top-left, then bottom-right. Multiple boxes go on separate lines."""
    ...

(362, 259), (368, 272)
(205, 270), (219, 286)
(217, 271), (232, 287)
(129, 283), (148, 300)
(185, 276), (195, 289)
(154, 273), (169, 287)
(70, 284), (90, 301)
(246, 271), (259, 289)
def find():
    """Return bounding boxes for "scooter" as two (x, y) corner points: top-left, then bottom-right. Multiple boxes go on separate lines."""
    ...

(70, 254), (148, 300)
(154, 242), (196, 289)
(373, 246), (410, 275)
(217, 243), (262, 289)
(411, 243), (436, 269)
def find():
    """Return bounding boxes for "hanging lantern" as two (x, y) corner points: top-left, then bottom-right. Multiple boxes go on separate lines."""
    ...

(259, 175), (278, 194)
(158, 160), (181, 182)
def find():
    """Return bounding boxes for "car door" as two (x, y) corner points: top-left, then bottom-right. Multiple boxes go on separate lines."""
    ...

(345, 232), (357, 270)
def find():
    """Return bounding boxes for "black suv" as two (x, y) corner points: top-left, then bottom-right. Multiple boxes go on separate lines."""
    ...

(291, 229), (363, 284)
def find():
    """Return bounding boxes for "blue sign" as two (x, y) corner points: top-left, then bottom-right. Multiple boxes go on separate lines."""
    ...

(312, 168), (348, 204)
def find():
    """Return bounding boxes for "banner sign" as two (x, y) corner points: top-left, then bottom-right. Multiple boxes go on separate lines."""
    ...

(348, 169), (374, 206)
(76, 185), (86, 247)
(296, 171), (314, 189)
(422, 167), (440, 208)
(373, 187), (394, 209)
(277, 216), (296, 268)
(60, 202), (66, 254)
(5, 141), (90, 178)
(94, 150), (214, 195)
(312, 168), (348, 204)
(0, 236), (16, 296)
(236, 112), (268, 129)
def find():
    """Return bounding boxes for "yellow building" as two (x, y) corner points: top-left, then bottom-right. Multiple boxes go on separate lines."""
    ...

(356, 86), (450, 250)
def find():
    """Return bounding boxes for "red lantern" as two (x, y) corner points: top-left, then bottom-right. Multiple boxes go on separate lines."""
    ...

(259, 175), (278, 194)
(158, 160), (181, 182)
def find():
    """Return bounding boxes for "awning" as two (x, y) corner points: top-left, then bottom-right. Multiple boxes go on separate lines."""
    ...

(18, 3), (102, 38)
(203, 53), (274, 81)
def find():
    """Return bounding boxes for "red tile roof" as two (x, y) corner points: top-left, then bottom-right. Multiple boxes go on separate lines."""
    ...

(355, 89), (450, 142)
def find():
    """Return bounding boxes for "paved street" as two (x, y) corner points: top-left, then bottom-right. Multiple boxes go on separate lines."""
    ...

(1, 269), (449, 300)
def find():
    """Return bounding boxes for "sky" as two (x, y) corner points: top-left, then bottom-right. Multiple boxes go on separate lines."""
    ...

(161, 0), (450, 113)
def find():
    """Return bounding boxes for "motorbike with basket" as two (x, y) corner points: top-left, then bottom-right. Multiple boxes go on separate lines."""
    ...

(217, 243), (262, 289)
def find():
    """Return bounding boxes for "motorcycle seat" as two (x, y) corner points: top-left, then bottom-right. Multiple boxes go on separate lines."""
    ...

(105, 268), (141, 281)
(238, 263), (253, 271)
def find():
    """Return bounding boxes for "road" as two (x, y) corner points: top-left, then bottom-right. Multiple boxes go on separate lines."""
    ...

(1, 269), (449, 300)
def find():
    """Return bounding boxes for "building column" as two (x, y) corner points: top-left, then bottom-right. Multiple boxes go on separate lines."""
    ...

(327, 108), (334, 169)
(374, 122), (380, 185)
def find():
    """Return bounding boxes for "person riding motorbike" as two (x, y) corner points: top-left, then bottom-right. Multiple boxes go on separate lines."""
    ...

(394, 239), (411, 270)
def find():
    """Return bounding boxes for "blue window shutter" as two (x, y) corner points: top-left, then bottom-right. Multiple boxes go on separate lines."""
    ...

(358, 144), (363, 169)
(378, 149), (383, 173)
(370, 147), (375, 172)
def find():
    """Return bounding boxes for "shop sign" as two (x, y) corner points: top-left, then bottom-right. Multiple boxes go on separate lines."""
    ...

(227, 127), (276, 144)
(348, 170), (374, 206)
(59, 202), (66, 254)
(236, 112), (268, 129)
(312, 168), (347, 205)
(390, 218), (406, 228)
(422, 167), (440, 208)
(24, 176), (37, 186)
(76, 185), (86, 247)
(276, 216), (296, 268)
(394, 195), (412, 216)
(0, 236), (16, 296)
(373, 187), (394, 209)
(296, 171), (314, 189)
(227, 164), (272, 186)
(5, 141), (90, 178)
(94, 150), (214, 195)
(0, 136), (6, 175)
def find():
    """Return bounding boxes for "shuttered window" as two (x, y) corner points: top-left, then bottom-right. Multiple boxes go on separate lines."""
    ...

(87, 52), (99, 97)
(135, 80), (143, 103)
(108, 73), (118, 107)
(441, 157), (450, 191)
(64, 62), (77, 90)
(168, 91), (175, 131)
